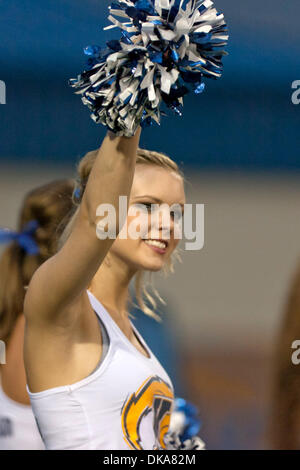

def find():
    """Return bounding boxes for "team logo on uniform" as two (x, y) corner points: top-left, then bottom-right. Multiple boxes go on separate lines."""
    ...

(121, 375), (174, 450)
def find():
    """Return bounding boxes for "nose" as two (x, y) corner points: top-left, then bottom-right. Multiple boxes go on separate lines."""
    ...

(149, 204), (173, 240)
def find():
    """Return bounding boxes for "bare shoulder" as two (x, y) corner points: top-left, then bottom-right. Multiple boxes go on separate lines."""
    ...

(24, 288), (101, 392)
(24, 258), (86, 330)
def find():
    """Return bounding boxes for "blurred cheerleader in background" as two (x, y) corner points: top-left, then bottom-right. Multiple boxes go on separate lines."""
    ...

(0, 179), (74, 449)
(271, 260), (300, 449)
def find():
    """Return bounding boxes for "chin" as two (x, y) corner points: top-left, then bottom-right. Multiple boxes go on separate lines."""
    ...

(144, 263), (164, 272)
(137, 257), (165, 272)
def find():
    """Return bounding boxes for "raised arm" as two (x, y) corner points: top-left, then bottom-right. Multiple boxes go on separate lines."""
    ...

(24, 129), (141, 322)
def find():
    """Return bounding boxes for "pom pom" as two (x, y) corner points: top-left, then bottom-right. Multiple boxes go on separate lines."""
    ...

(165, 397), (205, 450)
(165, 433), (206, 450)
(70, 0), (229, 136)
(168, 397), (203, 442)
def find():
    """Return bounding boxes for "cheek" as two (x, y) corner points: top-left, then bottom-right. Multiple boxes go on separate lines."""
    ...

(118, 211), (150, 240)
(112, 214), (147, 256)
(110, 236), (138, 260)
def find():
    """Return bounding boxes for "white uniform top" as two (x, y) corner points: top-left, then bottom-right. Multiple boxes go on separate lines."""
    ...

(27, 290), (174, 450)
(0, 381), (44, 450)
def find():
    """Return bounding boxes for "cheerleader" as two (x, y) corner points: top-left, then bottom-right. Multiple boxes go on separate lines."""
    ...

(24, 0), (227, 450)
(24, 133), (184, 450)
(0, 179), (74, 449)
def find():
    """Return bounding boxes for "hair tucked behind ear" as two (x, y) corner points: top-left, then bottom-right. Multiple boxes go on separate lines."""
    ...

(0, 179), (75, 344)
(63, 147), (184, 320)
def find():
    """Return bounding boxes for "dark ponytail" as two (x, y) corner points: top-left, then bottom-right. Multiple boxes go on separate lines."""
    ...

(0, 179), (75, 344)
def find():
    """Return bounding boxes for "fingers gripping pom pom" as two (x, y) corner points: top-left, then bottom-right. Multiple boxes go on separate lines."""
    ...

(165, 433), (206, 450)
(70, 0), (229, 136)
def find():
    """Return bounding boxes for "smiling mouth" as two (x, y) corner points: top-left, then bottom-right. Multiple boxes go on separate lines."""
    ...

(143, 239), (168, 252)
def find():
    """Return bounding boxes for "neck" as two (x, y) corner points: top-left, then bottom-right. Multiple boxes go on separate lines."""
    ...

(88, 254), (137, 317)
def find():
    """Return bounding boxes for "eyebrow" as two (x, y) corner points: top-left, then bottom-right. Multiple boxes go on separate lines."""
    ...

(132, 195), (185, 209)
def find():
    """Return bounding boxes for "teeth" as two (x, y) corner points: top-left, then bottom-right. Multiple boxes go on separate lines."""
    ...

(144, 239), (167, 249)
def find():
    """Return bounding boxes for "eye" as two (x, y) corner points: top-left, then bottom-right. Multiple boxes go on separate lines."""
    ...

(130, 202), (153, 215)
(143, 202), (152, 211)
(170, 208), (184, 220)
(136, 202), (153, 213)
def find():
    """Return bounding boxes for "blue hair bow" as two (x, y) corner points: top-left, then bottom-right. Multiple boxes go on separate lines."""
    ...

(73, 187), (81, 200)
(0, 220), (40, 255)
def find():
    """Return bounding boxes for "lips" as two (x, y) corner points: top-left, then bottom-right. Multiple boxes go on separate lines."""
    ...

(143, 238), (168, 253)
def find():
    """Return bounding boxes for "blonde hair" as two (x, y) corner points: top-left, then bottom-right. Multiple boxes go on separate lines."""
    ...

(62, 148), (184, 321)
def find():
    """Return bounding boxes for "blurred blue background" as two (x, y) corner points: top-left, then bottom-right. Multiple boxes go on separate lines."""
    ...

(1, 0), (300, 168)
(1, 0), (300, 450)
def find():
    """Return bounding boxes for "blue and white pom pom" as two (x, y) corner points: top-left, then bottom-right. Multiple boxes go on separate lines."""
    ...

(164, 397), (205, 449)
(70, 0), (228, 136)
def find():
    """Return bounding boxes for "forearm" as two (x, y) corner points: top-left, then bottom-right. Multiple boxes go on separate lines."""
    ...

(24, 128), (142, 322)
(81, 128), (141, 232)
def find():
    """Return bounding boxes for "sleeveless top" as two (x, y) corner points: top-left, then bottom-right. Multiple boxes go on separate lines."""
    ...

(27, 290), (175, 450)
(0, 380), (45, 450)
